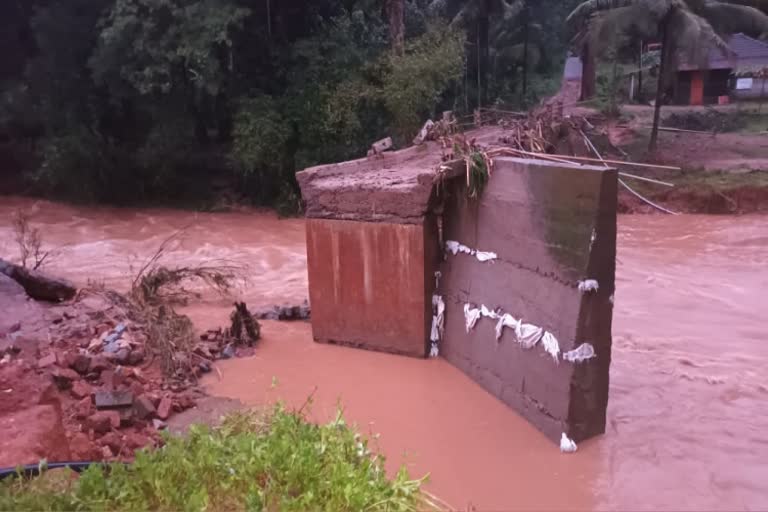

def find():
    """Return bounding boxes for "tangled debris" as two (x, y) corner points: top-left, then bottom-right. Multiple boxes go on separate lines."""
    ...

(228, 302), (261, 346)
(253, 300), (311, 321)
(433, 105), (601, 198)
(131, 265), (240, 307)
(0, 286), (267, 465)
(0, 237), (267, 466)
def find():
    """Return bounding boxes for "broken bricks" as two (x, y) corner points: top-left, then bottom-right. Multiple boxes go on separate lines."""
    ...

(52, 368), (80, 390)
(133, 394), (156, 420)
(37, 353), (57, 369)
(86, 410), (121, 434)
(69, 353), (91, 374)
(70, 380), (92, 400)
(156, 397), (172, 420)
(94, 389), (133, 409)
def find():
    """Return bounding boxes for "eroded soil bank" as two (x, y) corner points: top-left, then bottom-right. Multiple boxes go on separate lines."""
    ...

(1, 197), (766, 510)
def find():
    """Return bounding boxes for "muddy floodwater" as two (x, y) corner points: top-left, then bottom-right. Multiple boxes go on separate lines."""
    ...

(1, 196), (766, 511)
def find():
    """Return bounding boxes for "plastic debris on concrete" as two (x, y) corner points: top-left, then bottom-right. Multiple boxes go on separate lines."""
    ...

(577, 279), (599, 292)
(445, 240), (497, 262)
(430, 294), (445, 358)
(516, 322), (544, 349)
(541, 331), (561, 362)
(495, 313), (520, 340)
(562, 343), (596, 363)
(463, 304), (481, 332)
(560, 433), (578, 453)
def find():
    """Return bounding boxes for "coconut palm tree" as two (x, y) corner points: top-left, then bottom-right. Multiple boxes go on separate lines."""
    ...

(567, 0), (768, 150)
(488, 7), (546, 100)
(386, 0), (405, 54)
(429, 0), (525, 107)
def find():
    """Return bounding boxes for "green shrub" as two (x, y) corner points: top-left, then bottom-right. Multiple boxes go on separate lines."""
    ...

(380, 23), (465, 140)
(232, 95), (290, 177)
(0, 405), (437, 511)
(32, 131), (143, 203)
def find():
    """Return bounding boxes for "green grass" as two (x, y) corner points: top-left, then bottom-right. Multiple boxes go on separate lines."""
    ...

(623, 169), (768, 201)
(667, 170), (768, 188)
(739, 112), (768, 134)
(0, 405), (442, 512)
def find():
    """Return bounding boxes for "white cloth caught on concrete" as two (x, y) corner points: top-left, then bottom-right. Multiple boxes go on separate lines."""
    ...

(480, 304), (499, 319)
(560, 433), (578, 453)
(446, 240), (473, 256)
(516, 322), (544, 349)
(494, 313), (520, 340)
(541, 331), (560, 362)
(562, 343), (596, 363)
(445, 240), (497, 262)
(429, 295), (445, 358)
(475, 251), (498, 262)
(577, 279), (599, 292)
(464, 304), (481, 332)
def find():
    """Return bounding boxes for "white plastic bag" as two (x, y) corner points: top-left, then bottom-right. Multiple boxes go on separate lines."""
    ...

(494, 313), (519, 340)
(577, 279), (599, 292)
(475, 251), (497, 262)
(464, 304), (481, 332)
(560, 433), (578, 453)
(516, 322), (543, 349)
(563, 343), (596, 363)
(541, 331), (560, 362)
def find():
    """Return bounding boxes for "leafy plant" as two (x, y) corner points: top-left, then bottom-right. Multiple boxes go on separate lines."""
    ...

(232, 95), (290, 176)
(450, 135), (491, 198)
(380, 23), (466, 139)
(0, 406), (441, 511)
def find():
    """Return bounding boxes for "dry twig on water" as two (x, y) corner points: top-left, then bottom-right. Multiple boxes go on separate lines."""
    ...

(11, 210), (63, 270)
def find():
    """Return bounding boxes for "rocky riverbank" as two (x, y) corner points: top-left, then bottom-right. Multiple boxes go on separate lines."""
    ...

(0, 269), (280, 467)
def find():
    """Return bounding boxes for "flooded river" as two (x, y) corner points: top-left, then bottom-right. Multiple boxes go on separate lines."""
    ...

(1, 196), (766, 510)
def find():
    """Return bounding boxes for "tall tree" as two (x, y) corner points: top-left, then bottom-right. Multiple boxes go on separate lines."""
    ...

(429, 0), (524, 107)
(387, 0), (406, 54)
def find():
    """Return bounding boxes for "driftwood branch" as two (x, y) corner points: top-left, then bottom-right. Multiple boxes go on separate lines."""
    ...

(0, 258), (77, 302)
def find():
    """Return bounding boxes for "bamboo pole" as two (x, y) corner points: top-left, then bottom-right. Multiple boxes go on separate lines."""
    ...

(505, 149), (681, 170)
(618, 171), (674, 187)
(581, 130), (680, 215)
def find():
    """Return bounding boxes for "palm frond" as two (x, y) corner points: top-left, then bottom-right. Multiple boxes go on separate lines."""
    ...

(426, 0), (451, 18)
(667, 7), (729, 78)
(585, 3), (665, 56)
(500, 0), (526, 21)
(566, 0), (644, 30)
(723, 0), (768, 15)
(703, 2), (768, 37)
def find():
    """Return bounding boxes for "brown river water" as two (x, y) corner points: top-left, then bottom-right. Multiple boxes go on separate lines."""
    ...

(1, 196), (766, 511)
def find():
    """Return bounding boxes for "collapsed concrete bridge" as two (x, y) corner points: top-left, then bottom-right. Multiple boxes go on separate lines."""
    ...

(296, 127), (617, 447)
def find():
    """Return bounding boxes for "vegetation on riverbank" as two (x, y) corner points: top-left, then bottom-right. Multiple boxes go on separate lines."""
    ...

(619, 169), (768, 214)
(0, 405), (441, 511)
(0, 0), (575, 211)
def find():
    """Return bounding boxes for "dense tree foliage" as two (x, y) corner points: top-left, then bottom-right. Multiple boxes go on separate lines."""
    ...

(0, 0), (580, 209)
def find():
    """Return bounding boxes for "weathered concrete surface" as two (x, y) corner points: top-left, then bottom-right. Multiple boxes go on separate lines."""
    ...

(296, 128), (506, 224)
(305, 218), (438, 357)
(438, 157), (617, 443)
(297, 144), (441, 224)
(297, 136), (617, 444)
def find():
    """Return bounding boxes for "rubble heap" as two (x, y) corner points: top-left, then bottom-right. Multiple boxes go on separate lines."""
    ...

(0, 277), (261, 466)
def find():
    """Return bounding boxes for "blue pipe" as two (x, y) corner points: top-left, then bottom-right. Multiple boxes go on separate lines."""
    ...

(0, 462), (116, 481)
